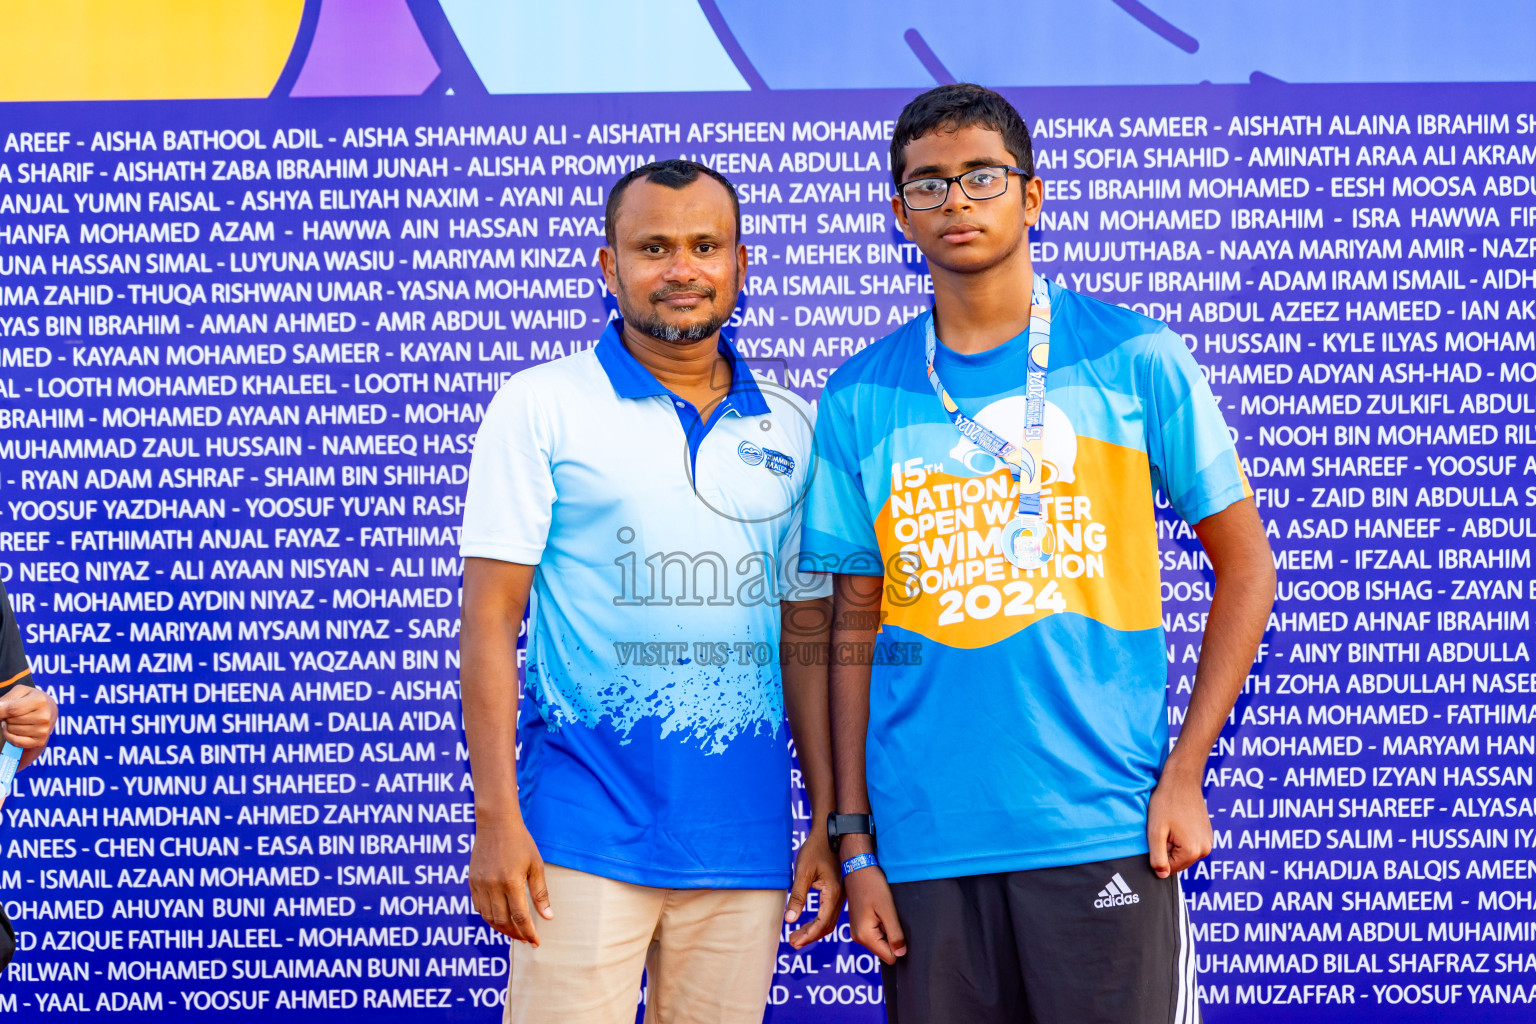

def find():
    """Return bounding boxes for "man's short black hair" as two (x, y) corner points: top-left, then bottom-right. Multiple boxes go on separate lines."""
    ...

(604, 159), (740, 245)
(890, 83), (1034, 187)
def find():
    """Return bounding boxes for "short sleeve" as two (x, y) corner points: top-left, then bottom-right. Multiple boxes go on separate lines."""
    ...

(0, 584), (33, 696)
(798, 384), (884, 577)
(777, 497), (833, 601)
(1143, 328), (1251, 525)
(460, 374), (557, 564)
(769, 397), (833, 601)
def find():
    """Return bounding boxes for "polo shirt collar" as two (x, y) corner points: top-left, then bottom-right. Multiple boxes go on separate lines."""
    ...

(594, 319), (770, 416)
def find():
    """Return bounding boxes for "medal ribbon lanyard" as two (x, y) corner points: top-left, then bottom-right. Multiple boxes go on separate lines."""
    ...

(923, 275), (1053, 568)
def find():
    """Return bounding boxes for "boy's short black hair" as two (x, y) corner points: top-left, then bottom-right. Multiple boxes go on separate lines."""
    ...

(890, 83), (1034, 186)
(604, 159), (740, 245)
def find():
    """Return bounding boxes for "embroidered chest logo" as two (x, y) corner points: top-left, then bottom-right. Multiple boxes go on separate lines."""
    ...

(762, 448), (795, 476)
(739, 440), (794, 476)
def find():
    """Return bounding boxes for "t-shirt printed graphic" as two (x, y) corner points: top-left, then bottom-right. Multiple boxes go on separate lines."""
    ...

(801, 279), (1249, 883)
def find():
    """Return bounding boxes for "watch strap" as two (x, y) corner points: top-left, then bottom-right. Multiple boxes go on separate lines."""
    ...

(826, 812), (875, 852)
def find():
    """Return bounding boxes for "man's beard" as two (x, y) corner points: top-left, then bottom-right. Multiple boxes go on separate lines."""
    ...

(623, 277), (736, 344)
(630, 308), (725, 343)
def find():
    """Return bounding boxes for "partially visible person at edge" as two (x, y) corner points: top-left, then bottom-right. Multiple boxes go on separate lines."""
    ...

(0, 579), (63, 968)
(457, 159), (840, 1023)
(800, 84), (1277, 1024)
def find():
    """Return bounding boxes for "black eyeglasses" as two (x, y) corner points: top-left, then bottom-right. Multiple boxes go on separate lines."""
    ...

(898, 165), (1030, 211)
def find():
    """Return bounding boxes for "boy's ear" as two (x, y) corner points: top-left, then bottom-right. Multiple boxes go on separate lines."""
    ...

(1022, 175), (1044, 229)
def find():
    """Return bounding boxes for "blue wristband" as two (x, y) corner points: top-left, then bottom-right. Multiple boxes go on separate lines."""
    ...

(841, 852), (879, 877)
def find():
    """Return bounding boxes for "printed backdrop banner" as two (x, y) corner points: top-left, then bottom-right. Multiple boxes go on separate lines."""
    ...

(1, 3), (1535, 1023)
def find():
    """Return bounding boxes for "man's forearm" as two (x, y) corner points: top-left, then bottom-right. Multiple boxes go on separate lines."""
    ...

(783, 597), (835, 817)
(460, 623), (522, 821)
(829, 575), (883, 854)
(459, 560), (534, 824)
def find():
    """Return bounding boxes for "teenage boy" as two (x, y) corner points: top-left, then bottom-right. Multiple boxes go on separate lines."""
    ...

(802, 85), (1276, 1023)
(459, 160), (839, 1023)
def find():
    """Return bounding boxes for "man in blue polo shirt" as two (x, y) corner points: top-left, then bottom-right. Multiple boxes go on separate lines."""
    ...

(458, 160), (839, 1024)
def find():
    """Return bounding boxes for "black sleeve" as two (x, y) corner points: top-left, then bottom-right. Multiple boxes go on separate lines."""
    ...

(0, 582), (32, 697)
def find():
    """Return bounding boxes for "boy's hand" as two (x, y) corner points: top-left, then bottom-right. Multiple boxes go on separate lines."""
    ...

(1147, 774), (1213, 879)
(845, 865), (906, 965)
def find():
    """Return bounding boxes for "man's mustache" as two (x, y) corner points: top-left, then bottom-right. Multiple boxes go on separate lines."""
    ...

(649, 283), (716, 304)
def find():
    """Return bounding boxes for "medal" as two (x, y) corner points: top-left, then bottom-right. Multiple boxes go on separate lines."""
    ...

(924, 275), (1054, 571)
(1001, 513), (1050, 569)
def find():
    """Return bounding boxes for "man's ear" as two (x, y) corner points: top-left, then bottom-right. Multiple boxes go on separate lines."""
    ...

(890, 193), (914, 241)
(597, 245), (619, 293)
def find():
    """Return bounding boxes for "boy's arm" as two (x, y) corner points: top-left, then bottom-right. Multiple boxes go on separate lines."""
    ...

(1147, 497), (1276, 878)
(830, 573), (906, 963)
(781, 596), (840, 947)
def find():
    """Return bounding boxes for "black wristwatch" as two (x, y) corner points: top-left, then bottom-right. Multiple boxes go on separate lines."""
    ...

(826, 812), (876, 854)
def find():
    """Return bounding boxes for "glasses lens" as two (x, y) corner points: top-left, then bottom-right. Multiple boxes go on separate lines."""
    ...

(902, 178), (948, 210)
(959, 167), (1009, 200)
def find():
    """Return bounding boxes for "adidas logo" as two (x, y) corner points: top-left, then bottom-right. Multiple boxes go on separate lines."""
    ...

(1093, 872), (1141, 909)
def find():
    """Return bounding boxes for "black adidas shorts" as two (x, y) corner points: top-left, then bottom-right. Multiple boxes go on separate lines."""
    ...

(882, 854), (1198, 1024)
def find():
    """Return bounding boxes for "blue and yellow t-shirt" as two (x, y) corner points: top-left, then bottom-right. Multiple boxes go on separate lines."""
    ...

(801, 279), (1249, 883)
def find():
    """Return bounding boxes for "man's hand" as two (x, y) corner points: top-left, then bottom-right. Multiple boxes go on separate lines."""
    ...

(785, 831), (841, 949)
(468, 818), (553, 946)
(0, 685), (58, 769)
(1146, 772), (1213, 879)
(845, 865), (905, 964)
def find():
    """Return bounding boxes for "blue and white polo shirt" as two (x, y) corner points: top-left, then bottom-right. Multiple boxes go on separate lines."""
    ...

(461, 319), (829, 888)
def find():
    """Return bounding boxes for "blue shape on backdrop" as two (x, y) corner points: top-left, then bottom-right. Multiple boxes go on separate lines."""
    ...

(437, 0), (748, 93)
(904, 29), (956, 85)
(712, 0), (1536, 88)
(382, 0), (1536, 96)
(1109, 0), (1201, 54)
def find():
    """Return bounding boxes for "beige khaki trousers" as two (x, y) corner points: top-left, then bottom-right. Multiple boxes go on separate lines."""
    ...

(505, 863), (784, 1024)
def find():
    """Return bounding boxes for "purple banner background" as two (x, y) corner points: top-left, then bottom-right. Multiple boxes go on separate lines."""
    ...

(0, 83), (1532, 1020)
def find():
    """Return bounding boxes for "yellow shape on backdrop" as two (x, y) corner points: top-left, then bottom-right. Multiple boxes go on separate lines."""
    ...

(0, 0), (305, 101)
